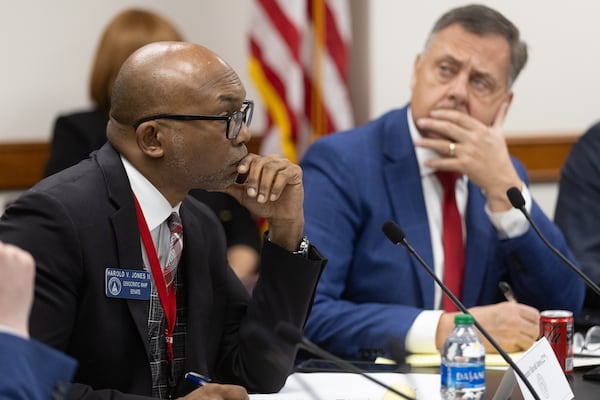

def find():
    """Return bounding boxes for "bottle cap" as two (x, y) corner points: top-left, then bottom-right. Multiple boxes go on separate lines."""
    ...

(454, 313), (474, 324)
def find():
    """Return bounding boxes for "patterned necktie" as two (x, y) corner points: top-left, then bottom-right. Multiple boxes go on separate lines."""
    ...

(164, 212), (183, 292)
(436, 171), (465, 312)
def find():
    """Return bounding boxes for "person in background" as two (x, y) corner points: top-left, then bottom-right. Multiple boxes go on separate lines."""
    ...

(0, 242), (77, 399)
(301, 4), (584, 360)
(1, 41), (325, 399)
(555, 120), (600, 310)
(44, 8), (183, 175)
(44, 8), (261, 293)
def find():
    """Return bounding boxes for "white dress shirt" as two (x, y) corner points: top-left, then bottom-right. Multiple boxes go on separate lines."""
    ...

(403, 107), (532, 353)
(121, 156), (182, 271)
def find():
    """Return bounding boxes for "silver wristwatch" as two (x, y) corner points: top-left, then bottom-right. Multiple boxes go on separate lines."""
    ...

(292, 236), (310, 257)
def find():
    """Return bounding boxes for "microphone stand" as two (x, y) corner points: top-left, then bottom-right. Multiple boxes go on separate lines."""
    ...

(383, 221), (540, 400)
(276, 322), (415, 400)
(507, 187), (600, 298)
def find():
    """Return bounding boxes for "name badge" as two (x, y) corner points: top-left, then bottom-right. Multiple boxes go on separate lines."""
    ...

(105, 268), (151, 300)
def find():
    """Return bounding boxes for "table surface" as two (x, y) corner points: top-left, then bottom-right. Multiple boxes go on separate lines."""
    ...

(420, 365), (599, 399)
(292, 359), (600, 399)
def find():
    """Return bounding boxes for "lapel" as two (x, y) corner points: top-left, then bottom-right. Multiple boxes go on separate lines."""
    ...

(381, 107), (436, 308)
(96, 143), (150, 352)
(178, 203), (206, 372)
(461, 181), (495, 306)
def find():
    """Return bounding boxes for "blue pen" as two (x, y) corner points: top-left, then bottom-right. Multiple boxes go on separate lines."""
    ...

(185, 371), (212, 386)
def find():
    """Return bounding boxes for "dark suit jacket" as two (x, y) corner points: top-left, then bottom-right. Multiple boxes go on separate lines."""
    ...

(0, 143), (325, 399)
(301, 106), (584, 359)
(555, 120), (600, 308)
(0, 332), (77, 399)
(44, 109), (108, 177)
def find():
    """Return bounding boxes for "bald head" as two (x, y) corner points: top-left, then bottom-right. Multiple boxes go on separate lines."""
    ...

(109, 41), (240, 129)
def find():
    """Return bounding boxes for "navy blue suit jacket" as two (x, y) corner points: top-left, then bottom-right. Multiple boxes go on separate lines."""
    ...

(555, 120), (600, 308)
(301, 106), (584, 359)
(0, 332), (76, 399)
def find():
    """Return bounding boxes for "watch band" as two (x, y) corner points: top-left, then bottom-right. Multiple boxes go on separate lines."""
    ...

(292, 236), (310, 257)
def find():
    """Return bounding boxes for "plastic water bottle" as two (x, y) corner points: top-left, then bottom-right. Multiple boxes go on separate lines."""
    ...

(440, 313), (486, 400)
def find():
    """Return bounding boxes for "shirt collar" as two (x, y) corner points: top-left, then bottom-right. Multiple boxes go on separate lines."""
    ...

(121, 155), (181, 231)
(408, 107), (439, 179)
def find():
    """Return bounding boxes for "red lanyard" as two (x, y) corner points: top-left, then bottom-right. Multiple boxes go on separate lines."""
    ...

(133, 195), (177, 362)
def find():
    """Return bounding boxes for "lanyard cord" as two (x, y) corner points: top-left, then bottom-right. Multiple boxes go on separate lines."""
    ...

(133, 195), (177, 362)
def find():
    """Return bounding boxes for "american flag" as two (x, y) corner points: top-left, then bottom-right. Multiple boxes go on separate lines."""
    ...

(248, 0), (354, 162)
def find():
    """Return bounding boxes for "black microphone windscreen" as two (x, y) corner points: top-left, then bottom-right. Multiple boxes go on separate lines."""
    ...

(507, 186), (526, 209)
(382, 220), (405, 244)
(275, 321), (303, 345)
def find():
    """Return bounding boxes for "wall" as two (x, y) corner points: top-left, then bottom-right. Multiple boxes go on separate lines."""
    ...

(0, 0), (256, 142)
(2, 0), (596, 216)
(365, 0), (600, 133)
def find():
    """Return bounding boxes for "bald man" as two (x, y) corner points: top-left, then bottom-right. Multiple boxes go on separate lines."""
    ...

(0, 42), (325, 400)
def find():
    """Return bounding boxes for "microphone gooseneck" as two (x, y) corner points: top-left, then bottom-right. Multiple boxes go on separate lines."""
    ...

(381, 220), (540, 400)
(506, 186), (600, 298)
(275, 322), (416, 400)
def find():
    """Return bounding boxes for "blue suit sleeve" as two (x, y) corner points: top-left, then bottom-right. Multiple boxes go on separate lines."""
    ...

(499, 161), (585, 315)
(0, 332), (77, 400)
(301, 135), (422, 360)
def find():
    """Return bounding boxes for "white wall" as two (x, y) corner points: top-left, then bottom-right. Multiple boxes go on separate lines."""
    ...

(2, 0), (595, 216)
(0, 0), (255, 142)
(366, 0), (600, 134)
(4, 0), (600, 142)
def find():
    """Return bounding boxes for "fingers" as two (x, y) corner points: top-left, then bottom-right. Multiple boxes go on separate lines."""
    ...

(236, 154), (302, 203)
(492, 100), (510, 130)
(416, 109), (480, 142)
(469, 302), (540, 353)
(0, 242), (35, 337)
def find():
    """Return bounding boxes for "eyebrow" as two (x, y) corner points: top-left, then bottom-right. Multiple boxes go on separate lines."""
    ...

(439, 55), (497, 83)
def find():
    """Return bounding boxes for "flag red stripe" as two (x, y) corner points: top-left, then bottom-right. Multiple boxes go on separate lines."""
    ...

(324, 4), (348, 82)
(257, 0), (302, 61)
(306, 0), (348, 82)
(249, 39), (301, 143)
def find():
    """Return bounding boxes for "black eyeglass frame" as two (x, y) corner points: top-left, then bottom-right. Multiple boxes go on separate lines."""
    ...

(132, 100), (254, 140)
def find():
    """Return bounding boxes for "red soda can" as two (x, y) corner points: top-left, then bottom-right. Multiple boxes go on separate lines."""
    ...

(539, 310), (574, 374)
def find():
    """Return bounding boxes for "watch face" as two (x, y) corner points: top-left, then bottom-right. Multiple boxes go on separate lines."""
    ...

(294, 236), (309, 256)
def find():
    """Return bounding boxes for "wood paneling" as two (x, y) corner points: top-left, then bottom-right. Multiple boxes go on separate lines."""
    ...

(0, 142), (49, 190)
(0, 133), (580, 190)
(506, 133), (580, 182)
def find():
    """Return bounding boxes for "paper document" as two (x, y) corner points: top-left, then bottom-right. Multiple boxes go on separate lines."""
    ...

(249, 372), (441, 399)
(376, 352), (525, 369)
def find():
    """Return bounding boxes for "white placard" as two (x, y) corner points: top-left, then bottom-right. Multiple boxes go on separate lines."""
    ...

(493, 337), (573, 400)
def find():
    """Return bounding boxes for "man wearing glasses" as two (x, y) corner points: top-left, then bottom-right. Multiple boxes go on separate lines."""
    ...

(0, 41), (325, 400)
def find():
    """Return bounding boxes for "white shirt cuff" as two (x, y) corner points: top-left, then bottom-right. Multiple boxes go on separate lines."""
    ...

(485, 184), (532, 239)
(405, 310), (444, 353)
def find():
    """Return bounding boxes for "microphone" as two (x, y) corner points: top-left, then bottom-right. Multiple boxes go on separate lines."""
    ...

(506, 186), (600, 298)
(275, 321), (416, 400)
(381, 220), (540, 400)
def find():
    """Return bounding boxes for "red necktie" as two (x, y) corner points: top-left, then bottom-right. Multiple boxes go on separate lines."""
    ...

(436, 171), (465, 312)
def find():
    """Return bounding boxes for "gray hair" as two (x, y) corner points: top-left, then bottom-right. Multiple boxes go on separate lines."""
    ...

(424, 4), (527, 88)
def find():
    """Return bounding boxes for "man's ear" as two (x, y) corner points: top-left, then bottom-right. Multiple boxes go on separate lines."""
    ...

(410, 54), (422, 92)
(135, 122), (165, 159)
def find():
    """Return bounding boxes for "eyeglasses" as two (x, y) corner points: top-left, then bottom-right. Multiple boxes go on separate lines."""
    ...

(132, 100), (254, 140)
(574, 326), (600, 355)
